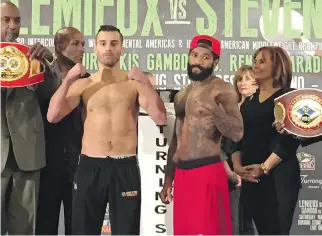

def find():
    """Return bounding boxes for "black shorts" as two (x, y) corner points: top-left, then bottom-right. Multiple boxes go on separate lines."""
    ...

(72, 154), (141, 235)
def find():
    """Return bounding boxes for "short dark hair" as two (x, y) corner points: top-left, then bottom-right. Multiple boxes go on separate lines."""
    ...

(197, 39), (212, 47)
(95, 25), (123, 43)
(253, 46), (292, 88)
(190, 39), (220, 60)
(54, 27), (82, 52)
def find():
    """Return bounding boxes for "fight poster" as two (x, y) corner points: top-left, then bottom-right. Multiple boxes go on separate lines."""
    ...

(137, 104), (176, 235)
(12, 0), (322, 235)
(294, 142), (322, 234)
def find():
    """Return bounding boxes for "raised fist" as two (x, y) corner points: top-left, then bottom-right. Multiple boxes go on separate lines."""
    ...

(65, 63), (87, 82)
(128, 67), (149, 84)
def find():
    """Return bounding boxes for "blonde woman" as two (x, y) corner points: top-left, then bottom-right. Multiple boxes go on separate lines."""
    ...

(221, 65), (257, 234)
(233, 65), (258, 105)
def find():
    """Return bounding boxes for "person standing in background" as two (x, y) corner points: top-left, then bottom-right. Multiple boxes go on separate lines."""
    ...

(221, 65), (257, 235)
(1, 1), (60, 234)
(35, 27), (86, 235)
(232, 46), (302, 235)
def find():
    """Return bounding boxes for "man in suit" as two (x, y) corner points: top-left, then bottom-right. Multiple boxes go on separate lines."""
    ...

(1, 2), (60, 234)
(36, 27), (85, 235)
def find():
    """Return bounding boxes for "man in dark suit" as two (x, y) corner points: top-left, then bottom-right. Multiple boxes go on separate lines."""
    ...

(1, 1), (60, 234)
(36, 26), (85, 235)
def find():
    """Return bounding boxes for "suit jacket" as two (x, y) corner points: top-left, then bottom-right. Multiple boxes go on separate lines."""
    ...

(1, 59), (61, 172)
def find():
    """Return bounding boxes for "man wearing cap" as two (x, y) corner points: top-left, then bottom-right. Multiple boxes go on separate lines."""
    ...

(160, 35), (243, 235)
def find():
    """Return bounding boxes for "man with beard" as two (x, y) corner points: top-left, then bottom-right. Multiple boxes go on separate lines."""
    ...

(1, 1), (61, 235)
(160, 35), (243, 235)
(36, 27), (85, 235)
(46, 25), (166, 235)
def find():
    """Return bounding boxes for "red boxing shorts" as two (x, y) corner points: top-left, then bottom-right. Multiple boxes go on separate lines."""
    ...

(173, 157), (232, 235)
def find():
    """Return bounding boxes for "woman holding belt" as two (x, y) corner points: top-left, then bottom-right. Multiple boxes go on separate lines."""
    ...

(232, 46), (302, 235)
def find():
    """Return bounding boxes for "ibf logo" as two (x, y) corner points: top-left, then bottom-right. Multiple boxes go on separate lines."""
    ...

(166, 0), (189, 25)
(297, 152), (315, 170)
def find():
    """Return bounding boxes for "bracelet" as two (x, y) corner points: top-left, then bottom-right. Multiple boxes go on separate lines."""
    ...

(260, 163), (269, 175)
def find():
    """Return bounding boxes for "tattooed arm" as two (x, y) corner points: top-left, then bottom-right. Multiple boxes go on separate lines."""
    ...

(212, 83), (243, 142)
(160, 117), (183, 204)
(164, 117), (182, 184)
(160, 87), (187, 204)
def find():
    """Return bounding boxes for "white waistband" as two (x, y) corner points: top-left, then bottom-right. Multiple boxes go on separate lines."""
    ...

(82, 154), (137, 159)
(109, 154), (137, 159)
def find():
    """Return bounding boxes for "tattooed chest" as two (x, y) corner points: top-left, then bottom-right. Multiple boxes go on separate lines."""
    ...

(174, 87), (192, 119)
(186, 87), (217, 117)
(174, 86), (222, 159)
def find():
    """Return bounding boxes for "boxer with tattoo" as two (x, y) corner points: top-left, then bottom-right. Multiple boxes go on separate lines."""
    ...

(160, 35), (243, 235)
(47, 25), (166, 235)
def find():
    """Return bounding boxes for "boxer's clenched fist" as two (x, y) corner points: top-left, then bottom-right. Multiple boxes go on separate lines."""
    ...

(128, 67), (150, 84)
(65, 63), (87, 82)
(160, 182), (173, 204)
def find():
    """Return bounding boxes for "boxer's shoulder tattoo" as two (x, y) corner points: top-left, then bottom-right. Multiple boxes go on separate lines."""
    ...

(174, 86), (192, 119)
(165, 117), (183, 182)
(181, 80), (243, 156)
(174, 117), (184, 138)
(211, 84), (244, 142)
(180, 84), (222, 155)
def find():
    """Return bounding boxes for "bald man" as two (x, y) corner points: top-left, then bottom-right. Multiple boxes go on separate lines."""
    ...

(1, 1), (60, 235)
(36, 27), (86, 235)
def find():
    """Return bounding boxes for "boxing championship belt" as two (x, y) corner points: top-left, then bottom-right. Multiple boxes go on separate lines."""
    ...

(274, 89), (322, 137)
(0, 42), (44, 88)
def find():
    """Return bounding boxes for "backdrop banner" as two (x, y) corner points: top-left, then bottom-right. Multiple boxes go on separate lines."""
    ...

(12, 0), (322, 235)
(137, 104), (175, 235)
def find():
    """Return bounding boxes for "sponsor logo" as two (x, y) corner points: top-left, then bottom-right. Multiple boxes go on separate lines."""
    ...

(300, 175), (322, 189)
(297, 152), (315, 170)
(289, 94), (322, 131)
(121, 191), (138, 197)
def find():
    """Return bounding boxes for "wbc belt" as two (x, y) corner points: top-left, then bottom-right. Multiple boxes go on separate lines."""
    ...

(0, 42), (44, 88)
(274, 89), (322, 138)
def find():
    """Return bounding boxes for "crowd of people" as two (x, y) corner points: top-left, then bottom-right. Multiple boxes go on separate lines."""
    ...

(1, 1), (322, 235)
(1, 1), (164, 235)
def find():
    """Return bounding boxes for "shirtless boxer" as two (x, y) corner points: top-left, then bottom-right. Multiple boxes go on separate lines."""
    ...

(47, 25), (166, 235)
(160, 35), (243, 235)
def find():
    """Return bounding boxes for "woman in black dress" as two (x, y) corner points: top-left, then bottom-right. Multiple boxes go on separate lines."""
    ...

(232, 46), (302, 235)
(221, 65), (257, 235)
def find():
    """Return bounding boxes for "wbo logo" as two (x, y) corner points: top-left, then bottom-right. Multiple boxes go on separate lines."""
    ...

(297, 152), (315, 170)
